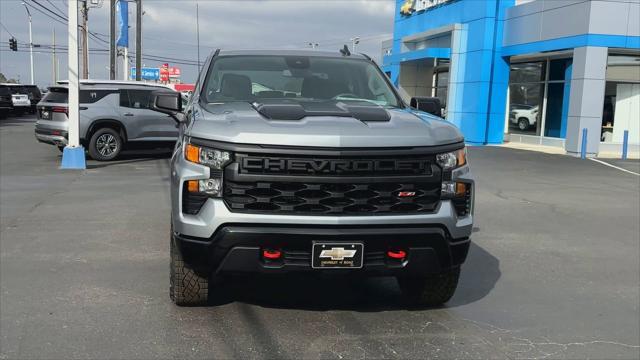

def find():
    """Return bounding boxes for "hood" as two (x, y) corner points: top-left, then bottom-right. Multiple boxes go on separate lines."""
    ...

(187, 102), (463, 148)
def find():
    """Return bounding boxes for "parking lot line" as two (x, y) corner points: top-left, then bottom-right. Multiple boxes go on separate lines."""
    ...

(589, 158), (640, 176)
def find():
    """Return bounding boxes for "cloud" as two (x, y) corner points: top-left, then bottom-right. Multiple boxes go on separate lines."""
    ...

(0, 0), (395, 85)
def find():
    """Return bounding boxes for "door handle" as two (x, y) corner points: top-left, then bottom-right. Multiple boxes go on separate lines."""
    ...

(79, 106), (88, 110)
(124, 113), (134, 116)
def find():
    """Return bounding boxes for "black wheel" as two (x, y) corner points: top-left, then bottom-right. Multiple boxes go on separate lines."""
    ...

(517, 117), (530, 131)
(170, 231), (210, 306)
(88, 127), (122, 161)
(397, 267), (461, 306)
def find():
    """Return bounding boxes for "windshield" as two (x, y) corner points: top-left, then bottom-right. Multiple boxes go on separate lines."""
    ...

(203, 55), (400, 107)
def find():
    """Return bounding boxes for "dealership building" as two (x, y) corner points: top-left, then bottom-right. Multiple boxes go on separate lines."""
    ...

(382, 0), (639, 156)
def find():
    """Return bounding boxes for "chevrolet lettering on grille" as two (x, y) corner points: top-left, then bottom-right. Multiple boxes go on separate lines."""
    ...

(241, 157), (432, 175)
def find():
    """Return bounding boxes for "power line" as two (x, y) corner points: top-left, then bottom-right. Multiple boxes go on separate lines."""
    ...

(1, 47), (200, 66)
(31, 0), (69, 22)
(46, 0), (66, 15)
(22, 2), (67, 26)
(0, 21), (20, 40)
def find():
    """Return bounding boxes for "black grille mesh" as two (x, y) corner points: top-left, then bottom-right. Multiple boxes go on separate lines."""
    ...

(224, 181), (440, 215)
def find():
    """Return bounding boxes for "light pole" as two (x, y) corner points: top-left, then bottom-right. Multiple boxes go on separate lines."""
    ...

(135, 0), (142, 81)
(196, 2), (200, 71)
(350, 37), (360, 52)
(22, 2), (34, 85)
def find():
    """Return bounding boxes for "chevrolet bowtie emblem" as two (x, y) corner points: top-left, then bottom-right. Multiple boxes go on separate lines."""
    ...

(319, 247), (357, 261)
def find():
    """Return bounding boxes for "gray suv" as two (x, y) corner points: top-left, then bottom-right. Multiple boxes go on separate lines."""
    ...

(153, 50), (474, 306)
(35, 81), (179, 160)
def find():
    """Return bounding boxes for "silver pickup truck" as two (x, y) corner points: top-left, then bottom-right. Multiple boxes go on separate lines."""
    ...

(151, 49), (474, 307)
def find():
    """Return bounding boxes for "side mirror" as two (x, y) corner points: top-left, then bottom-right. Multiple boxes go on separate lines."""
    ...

(152, 90), (184, 124)
(410, 97), (442, 117)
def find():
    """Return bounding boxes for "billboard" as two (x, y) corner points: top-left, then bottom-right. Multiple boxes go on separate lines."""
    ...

(160, 63), (169, 82)
(130, 67), (160, 80)
(168, 67), (181, 77)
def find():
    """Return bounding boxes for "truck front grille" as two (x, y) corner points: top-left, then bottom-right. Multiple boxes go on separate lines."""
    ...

(223, 181), (441, 215)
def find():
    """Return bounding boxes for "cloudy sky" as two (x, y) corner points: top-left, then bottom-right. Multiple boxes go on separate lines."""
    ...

(0, 0), (396, 86)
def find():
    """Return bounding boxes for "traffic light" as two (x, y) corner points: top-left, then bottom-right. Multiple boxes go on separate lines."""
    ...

(9, 37), (17, 51)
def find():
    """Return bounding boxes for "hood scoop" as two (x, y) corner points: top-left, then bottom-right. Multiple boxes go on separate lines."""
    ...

(251, 100), (391, 122)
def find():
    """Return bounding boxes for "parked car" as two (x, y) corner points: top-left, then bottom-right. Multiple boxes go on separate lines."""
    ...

(154, 49), (474, 307)
(509, 104), (538, 131)
(0, 83), (31, 115)
(34, 80), (179, 160)
(23, 85), (43, 114)
(0, 85), (12, 118)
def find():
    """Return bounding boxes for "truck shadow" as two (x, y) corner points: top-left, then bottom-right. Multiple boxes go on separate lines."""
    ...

(209, 242), (500, 311)
(86, 150), (172, 169)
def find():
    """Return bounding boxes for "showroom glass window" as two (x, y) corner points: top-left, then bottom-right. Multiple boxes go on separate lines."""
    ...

(508, 58), (572, 138)
(508, 62), (545, 135)
(602, 53), (640, 144)
(543, 59), (571, 138)
(434, 59), (449, 110)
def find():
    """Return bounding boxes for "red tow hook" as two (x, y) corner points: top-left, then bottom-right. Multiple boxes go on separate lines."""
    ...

(387, 249), (407, 260)
(262, 249), (282, 260)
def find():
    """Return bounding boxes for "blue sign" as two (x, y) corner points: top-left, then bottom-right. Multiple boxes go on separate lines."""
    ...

(130, 67), (160, 80)
(116, 0), (128, 47)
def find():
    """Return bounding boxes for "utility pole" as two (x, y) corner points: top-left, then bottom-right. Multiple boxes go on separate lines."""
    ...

(80, 0), (88, 79)
(135, 0), (142, 81)
(52, 28), (57, 84)
(196, 2), (200, 71)
(22, 3), (34, 85)
(109, 0), (116, 80)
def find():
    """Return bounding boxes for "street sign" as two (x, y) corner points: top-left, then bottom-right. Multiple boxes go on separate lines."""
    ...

(130, 67), (160, 80)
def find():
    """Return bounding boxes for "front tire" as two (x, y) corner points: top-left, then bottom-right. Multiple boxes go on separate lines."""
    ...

(170, 232), (210, 306)
(88, 127), (122, 161)
(397, 267), (461, 306)
(517, 117), (530, 131)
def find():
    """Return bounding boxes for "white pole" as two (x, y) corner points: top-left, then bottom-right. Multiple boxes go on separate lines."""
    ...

(123, 47), (128, 80)
(85, 11), (90, 78)
(52, 28), (56, 84)
(68, 0), (80, 148)
(23, 4), (34, 85)
(29, 16), (34, 84)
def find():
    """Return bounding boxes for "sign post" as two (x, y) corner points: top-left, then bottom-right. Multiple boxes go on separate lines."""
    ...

(61, 0), (86, 169)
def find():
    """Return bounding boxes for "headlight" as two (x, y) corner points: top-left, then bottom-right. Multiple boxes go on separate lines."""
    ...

(436, 148), (466, 170)
(185, 143), (232, 169)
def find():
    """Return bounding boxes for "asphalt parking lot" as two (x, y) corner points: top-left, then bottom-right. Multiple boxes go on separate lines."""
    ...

(1, 115), (639, 359)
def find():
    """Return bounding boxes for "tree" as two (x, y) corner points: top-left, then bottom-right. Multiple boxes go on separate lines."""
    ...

(0, 73), (18, 83)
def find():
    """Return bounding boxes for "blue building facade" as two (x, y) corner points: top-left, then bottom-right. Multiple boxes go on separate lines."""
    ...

(382, 0), (640, 156)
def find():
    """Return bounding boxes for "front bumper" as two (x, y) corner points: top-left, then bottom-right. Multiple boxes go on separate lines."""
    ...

(174, 224), (470, 276)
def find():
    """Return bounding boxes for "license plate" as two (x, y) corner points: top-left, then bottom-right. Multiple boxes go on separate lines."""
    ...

(312, 242), (363, 269)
